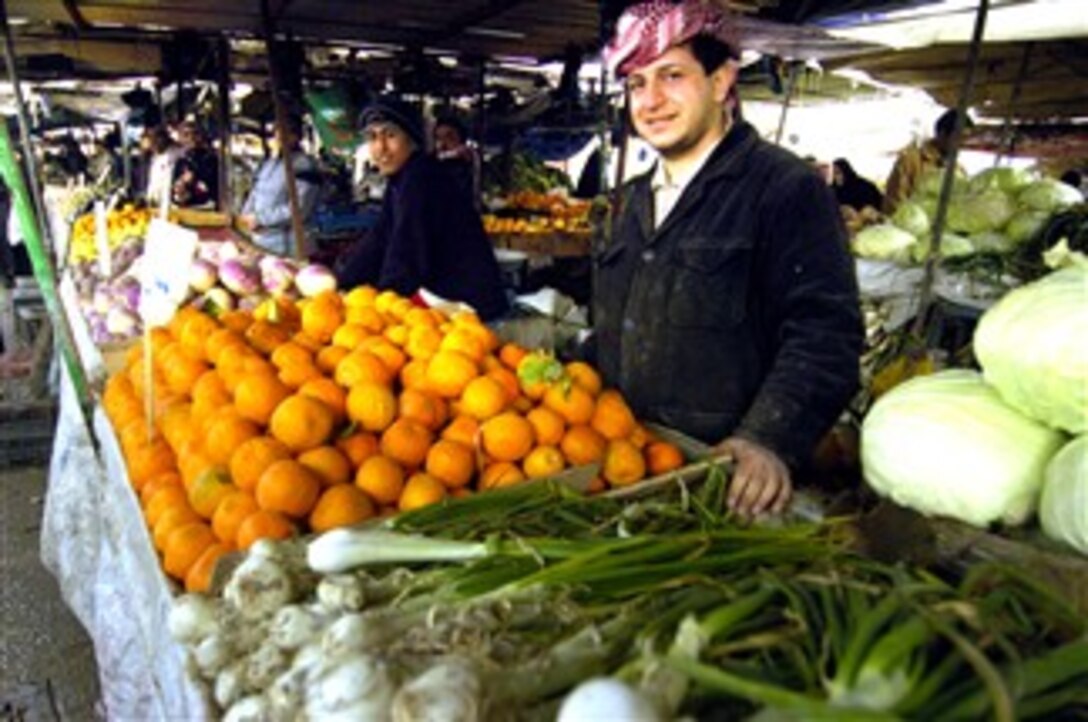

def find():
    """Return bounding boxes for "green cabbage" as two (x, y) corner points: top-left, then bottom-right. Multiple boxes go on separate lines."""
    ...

(974, 267), (1088, 434)
(1018, 179), (1083, 212)
(892, 201), (930, 237)
(968, 166), (1035, 195)
(1005, 210), (1049, 245)
(861, 370), (1067, 527)
(1039, 436), (1088, 555)
(852, 224), (917, 264)
(969, 231), (1015, 255)
(910, 232), (974, 263)
(946, 190), (1016, 235)
(917, 167), (967, 198)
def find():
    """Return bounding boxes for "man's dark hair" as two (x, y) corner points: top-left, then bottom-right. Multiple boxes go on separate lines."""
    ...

(689, 34), (738, 76)
(434, 114), (469, 143)
(935, 109), (972, 139)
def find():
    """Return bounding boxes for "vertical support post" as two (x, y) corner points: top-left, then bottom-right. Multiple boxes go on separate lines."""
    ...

(995, 41), (1033, 165)
(121, 120), (132, 192)
(216, 36), (233, 215)
(912, 0), (990, 337)
(774, 62), (800, 146)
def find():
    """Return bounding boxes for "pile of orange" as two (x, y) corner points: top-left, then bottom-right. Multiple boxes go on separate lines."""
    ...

(102, 287), (686, 593)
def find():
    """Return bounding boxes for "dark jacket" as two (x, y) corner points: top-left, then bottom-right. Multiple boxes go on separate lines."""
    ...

(336, 152), (508, 321)
(594, 122), (863, 469)
(172, 147), (219, 208)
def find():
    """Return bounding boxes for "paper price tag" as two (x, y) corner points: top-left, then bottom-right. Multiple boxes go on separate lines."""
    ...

(95, 201), (112, 278)
(139, 218), (198, 328)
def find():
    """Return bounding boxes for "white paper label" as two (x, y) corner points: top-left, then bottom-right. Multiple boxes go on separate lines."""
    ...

(139, 218), (197, 328)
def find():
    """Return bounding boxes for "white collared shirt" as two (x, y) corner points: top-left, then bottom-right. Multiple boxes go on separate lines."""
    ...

(650, 137), (724, 230)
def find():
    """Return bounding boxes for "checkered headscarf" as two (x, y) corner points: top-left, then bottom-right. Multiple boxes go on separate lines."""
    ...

(604, 0), (739, 78)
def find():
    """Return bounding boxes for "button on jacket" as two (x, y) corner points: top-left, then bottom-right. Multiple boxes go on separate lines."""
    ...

(594, 121), (863, 469)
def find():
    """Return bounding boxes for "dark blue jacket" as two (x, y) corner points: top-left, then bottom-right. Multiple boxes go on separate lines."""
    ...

(594, 122), (863, 469)
(336, 152), (508, 320)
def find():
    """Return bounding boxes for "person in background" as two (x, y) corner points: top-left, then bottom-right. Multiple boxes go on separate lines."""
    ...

(883, 109), (970, 214)
(142, 125), (183, 208)
(239, 115), (322, 257)
(832, 158), (883, 212)
(335, 96), (508, 321)
(432, 114), (480, 209)
(1060, 170), (1083, 196)
(172, 121), (219, 208)
(596, 0), (863, 518)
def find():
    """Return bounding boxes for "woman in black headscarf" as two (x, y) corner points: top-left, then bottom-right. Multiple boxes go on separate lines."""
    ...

(832, 158), (883, 212)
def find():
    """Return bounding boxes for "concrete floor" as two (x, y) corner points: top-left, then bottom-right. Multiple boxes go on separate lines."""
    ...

(0, 466), (101, 721)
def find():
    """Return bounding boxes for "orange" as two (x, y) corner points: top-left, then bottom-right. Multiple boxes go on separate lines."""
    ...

(204, 328), (245, 365)
(235, 509), (294, 550)
(480, 412), (534, 462)
(309, 485), (375, 533)
(380, 418), (434, 469)
(140, 472), (182, 506)
(645, 441), (685, 475)
(355, 455), (406, 505)
(344, 285), (378, 308)
(332, 323), (371, 350)
(398, 472), (447, 512)
(346, 305), (386, 333)
(523, 445), (566, 479)
(347, 382), (398, 432)
(301, 293), (344, 343)
(336, 431), (380, 469)
(316, 345), (350, 374)
(256, 459), (322, 518)
(218, 309), (254, 335)
(544, 384), (596, 426)
(212, 490), (259, 544)
(590, 390), (636, 441)
(279, 361), (323, 390)
(425, 350), (479, 398)
(400, 359), (429, 390)
(184, 543), (231, 594)
(425, 440), (475, 489)
(451, 315), (499, 354)
(398, 388), (448, 431)
(204, 415), (261, 466)
(439, 328), (486, 363)
(526, 407), (566, 447)
(479, 461), (526, 490)
(405, 324), (443, 360)
(292, 332), (324, 353)
(299, 446), (353, 487)
(335, 351), (393, 388)
(629, 423), (656, 450)
(163, 521), (217, 580)
(587, 475), (608, 494)
(299, 378), (348, 425)
(359, 337), (407, 376)
(229, 436), (292, 492)
(165, 355), (210, 396)
(602, 439), (647, 487)
(269, 395), (336, 452)
(565, 362), (603, 396)
(460, 376), (508, 421)
(179, 313), (220, 362)
(486, 368), (521, 403)
(126, 438), (176, 490)
(403, 307), (438, 327)
(441, 415), (480, 448)
(498, 342), (528, 371)
(152, 505), (201, 551)
(191, 371), (231, 409)
(560, 425), (607, 466)
(187, 468), (236, 519)
(144, 485), (189, 527)
(234, 373), (291, 426)
(245, 319), (293, 356)
(384, 323), (409, 347)
(270, 341), (314, 370)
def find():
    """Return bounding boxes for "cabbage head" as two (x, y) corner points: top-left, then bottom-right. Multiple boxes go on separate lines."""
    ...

(1039, 436), (1088, 555)
(1018, 179), (1083, 212)
(968, 166), (1036, 195)
(946, 190), (1016, 235)
(861, 370), (1067, 527)
(852, 224), (918, 264)
(969, 231), (1015, 255)
(917, 167), (967, 198)
(974, 266), (1088, 434)
(910, 232), (974, 263)
(892, 201), (930, 237)
(1005, 210), (1049, 245)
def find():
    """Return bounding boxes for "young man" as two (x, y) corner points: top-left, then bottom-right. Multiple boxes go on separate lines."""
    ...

(335, 97), (508, 321)
(883, 109), (969, 214)
(239, 115), (322, 256)
(598, 0), (863, 518)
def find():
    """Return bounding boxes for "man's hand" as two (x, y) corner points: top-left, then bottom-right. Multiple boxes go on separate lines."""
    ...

(713, 437), (793, 518)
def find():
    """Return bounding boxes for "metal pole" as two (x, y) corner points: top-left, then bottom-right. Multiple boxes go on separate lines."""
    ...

(0, 0), (53, 256)
(995, 41), (1033, 166)
(773, 62), (800, 146)
(121, 120), (132, 192)
(216, 36), (233, 214)
(0, 122), (93, 416)
(260, 0), (307, 259)
(912, 0), (990, 338)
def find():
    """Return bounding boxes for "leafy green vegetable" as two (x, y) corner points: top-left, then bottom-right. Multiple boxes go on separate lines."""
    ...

(1038, 436), (1088, 555)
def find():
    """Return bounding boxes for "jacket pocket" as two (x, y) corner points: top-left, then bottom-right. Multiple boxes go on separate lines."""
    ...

(666, 240), (750, 328)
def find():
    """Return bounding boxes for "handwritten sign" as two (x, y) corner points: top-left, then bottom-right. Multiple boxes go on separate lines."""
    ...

(139, 218), (197, 328)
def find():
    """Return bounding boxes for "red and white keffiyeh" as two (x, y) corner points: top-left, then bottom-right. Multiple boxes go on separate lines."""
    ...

(604, 0), (738, 77)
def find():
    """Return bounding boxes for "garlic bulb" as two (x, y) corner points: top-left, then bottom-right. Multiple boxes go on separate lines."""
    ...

(306, 655), (395, 719)
(224, 556), (295, 621)
(223, 694), (272, 722)
(392, 657), (483, 722)
(316, 574), (367, 613)
(270, 605), (325, 650)
(168, 594), (220, 645)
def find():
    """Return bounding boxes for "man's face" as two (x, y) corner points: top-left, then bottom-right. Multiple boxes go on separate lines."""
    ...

(433, 124), (463, 156)
(625, 45), (736, 162)
(366, 122), (415, 177)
